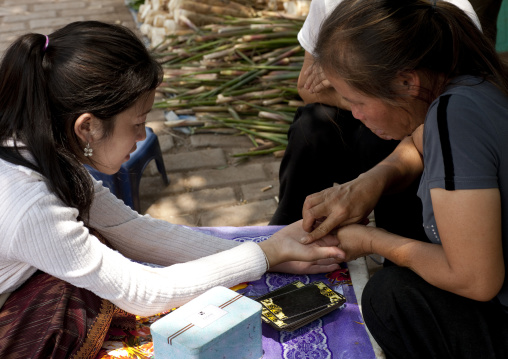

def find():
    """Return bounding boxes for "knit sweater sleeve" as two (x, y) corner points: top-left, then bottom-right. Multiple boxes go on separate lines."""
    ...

(4, 178), (267, 316)
(87, 181), (244, 266)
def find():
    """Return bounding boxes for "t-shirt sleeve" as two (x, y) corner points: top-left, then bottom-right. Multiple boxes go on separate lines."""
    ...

(423, 93), (500, 190)
(297, 0), (329, 54)
(298, 0), (481, 56)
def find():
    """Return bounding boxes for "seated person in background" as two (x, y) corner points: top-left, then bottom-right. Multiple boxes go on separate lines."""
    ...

(470, 0), (503, 44)
(302, 0), (508, 357)
(270, 0), (481, 246)
(0, 21), (344, 358)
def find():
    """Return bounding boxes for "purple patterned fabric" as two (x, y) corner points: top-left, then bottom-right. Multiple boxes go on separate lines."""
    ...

(191, 225), (376, 359)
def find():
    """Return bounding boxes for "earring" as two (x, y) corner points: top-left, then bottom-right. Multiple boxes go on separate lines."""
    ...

(84, 142), (93, 157)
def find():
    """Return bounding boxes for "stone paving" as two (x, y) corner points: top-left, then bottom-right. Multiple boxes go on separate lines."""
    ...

(0, 0), (139, 53)
(141, 110), (282, 226)
(0, 0), (282, 227)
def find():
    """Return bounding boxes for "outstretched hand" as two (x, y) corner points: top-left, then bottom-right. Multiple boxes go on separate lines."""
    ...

(269, 258), (342, 274)
(258, 220), (345, 272)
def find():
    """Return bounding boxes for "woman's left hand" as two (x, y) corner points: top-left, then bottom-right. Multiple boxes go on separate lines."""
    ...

(335, 224), (379, 262)
(304, 62), (332, 94)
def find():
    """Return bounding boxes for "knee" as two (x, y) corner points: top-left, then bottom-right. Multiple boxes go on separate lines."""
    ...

(289, 103), (348, 144)
(291, 104), (341, 130)
(361, 267), (420, 321)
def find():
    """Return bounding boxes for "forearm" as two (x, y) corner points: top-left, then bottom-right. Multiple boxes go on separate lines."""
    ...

(89, 186), (239, 265)
(360, 134), (423, 196)
(369, 228), (501, 301)
(370, 228), (443, 272)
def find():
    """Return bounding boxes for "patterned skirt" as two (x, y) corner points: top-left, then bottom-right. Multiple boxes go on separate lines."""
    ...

(0, 271), (136, 359)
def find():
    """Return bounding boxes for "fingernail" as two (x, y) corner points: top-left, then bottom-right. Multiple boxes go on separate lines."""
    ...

(299, 236), (308, 244)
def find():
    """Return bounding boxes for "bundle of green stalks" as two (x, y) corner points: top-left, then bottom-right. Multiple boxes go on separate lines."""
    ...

(152, 15), (306, 157)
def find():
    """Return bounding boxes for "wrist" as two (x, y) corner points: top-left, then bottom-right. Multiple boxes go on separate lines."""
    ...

(354, 172), (385, 205)
(257, 240), (280, 269)
(362, 226), (379, 255)
(261, 248), (271, 270)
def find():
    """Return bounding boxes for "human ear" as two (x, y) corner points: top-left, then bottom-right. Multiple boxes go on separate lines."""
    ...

(396, 70), (420, 98)
(74, 113), (96, 144)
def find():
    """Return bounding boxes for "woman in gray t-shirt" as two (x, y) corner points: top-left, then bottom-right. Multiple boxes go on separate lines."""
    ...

(301, 0), (508, 357)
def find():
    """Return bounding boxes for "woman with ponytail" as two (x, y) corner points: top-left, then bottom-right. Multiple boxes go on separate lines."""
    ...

(299, 0), (508, 357)
(0, 21), (344, 358)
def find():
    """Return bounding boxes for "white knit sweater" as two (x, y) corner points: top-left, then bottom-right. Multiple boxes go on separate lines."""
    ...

(0, 157), (267, 316)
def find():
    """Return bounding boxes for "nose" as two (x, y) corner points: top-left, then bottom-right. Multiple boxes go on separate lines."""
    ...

(350, 105), (365, 123)
(137, 125), (147, 142)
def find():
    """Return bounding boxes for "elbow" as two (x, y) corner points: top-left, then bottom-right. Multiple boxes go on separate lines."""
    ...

(297, 86), (312, 105)
(462, 270), (504, 302)
(469, 290), (500, 303)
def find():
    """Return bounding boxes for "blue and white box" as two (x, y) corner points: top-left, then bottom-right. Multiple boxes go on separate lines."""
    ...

(151, 286), (263, 359)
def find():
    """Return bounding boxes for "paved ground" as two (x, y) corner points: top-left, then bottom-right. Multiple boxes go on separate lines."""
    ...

(0, 0), (139, 52)
(0, 0), (282, 228)
(140, 113), (282, 227)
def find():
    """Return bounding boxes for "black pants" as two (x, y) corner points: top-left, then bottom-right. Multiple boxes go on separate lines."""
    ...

(363, 266), (508, 359)
(270, 104), (427, 242)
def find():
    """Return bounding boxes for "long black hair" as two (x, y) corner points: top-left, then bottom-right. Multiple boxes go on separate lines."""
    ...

(0, 21), (163, 218)
(314, 0), (508, 105)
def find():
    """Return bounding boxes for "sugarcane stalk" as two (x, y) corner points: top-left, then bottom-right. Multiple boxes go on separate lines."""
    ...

(195, 44), (300, 99)
(227, 106), (242, 122)
(246, 134), (258, 147)
(249, 142), (277, 151)
(181, 1), (253, 18)
(231, 145), (286, 157)
(233, 101), (294, 122)
(149, 14), (307, 157)
(258, 111), (292, 122)
(223, 45), (301, 94)
(217, 89), (282, 104)
(242, 31), (299, 42)
(224, 123), (289, 133)
(234, 49), (255, 66)
(261, 72), (300, 81)
(210, 115), (290, 129)
(217, 25), (251, 34)
(262, 97), (285, 106)
(217, 123), (288, 145)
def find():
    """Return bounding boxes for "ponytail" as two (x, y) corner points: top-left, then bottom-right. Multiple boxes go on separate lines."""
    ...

(0, 22), (163, 218)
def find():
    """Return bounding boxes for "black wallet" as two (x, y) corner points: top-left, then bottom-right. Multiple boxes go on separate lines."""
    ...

(255, 281), (346, 331)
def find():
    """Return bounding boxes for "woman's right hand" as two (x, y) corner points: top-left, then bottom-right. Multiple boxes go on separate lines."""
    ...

(300, 174), (382, 243)
(301, 131), (425, 244)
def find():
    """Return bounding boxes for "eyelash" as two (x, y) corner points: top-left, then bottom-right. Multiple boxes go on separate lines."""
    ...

(136, 120), (147, 127)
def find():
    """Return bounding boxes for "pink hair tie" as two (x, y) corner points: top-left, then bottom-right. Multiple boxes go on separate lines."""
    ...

(43, 35), (49, 51)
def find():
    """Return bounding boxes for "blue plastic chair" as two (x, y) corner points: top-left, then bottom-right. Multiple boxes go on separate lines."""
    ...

(85, 127), (169, 212)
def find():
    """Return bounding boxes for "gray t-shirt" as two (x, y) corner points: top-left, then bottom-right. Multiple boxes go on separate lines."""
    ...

(418, 75), (508, 309)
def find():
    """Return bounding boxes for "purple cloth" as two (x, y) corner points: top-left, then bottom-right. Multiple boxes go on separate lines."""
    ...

(191, 225), (376, 359)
